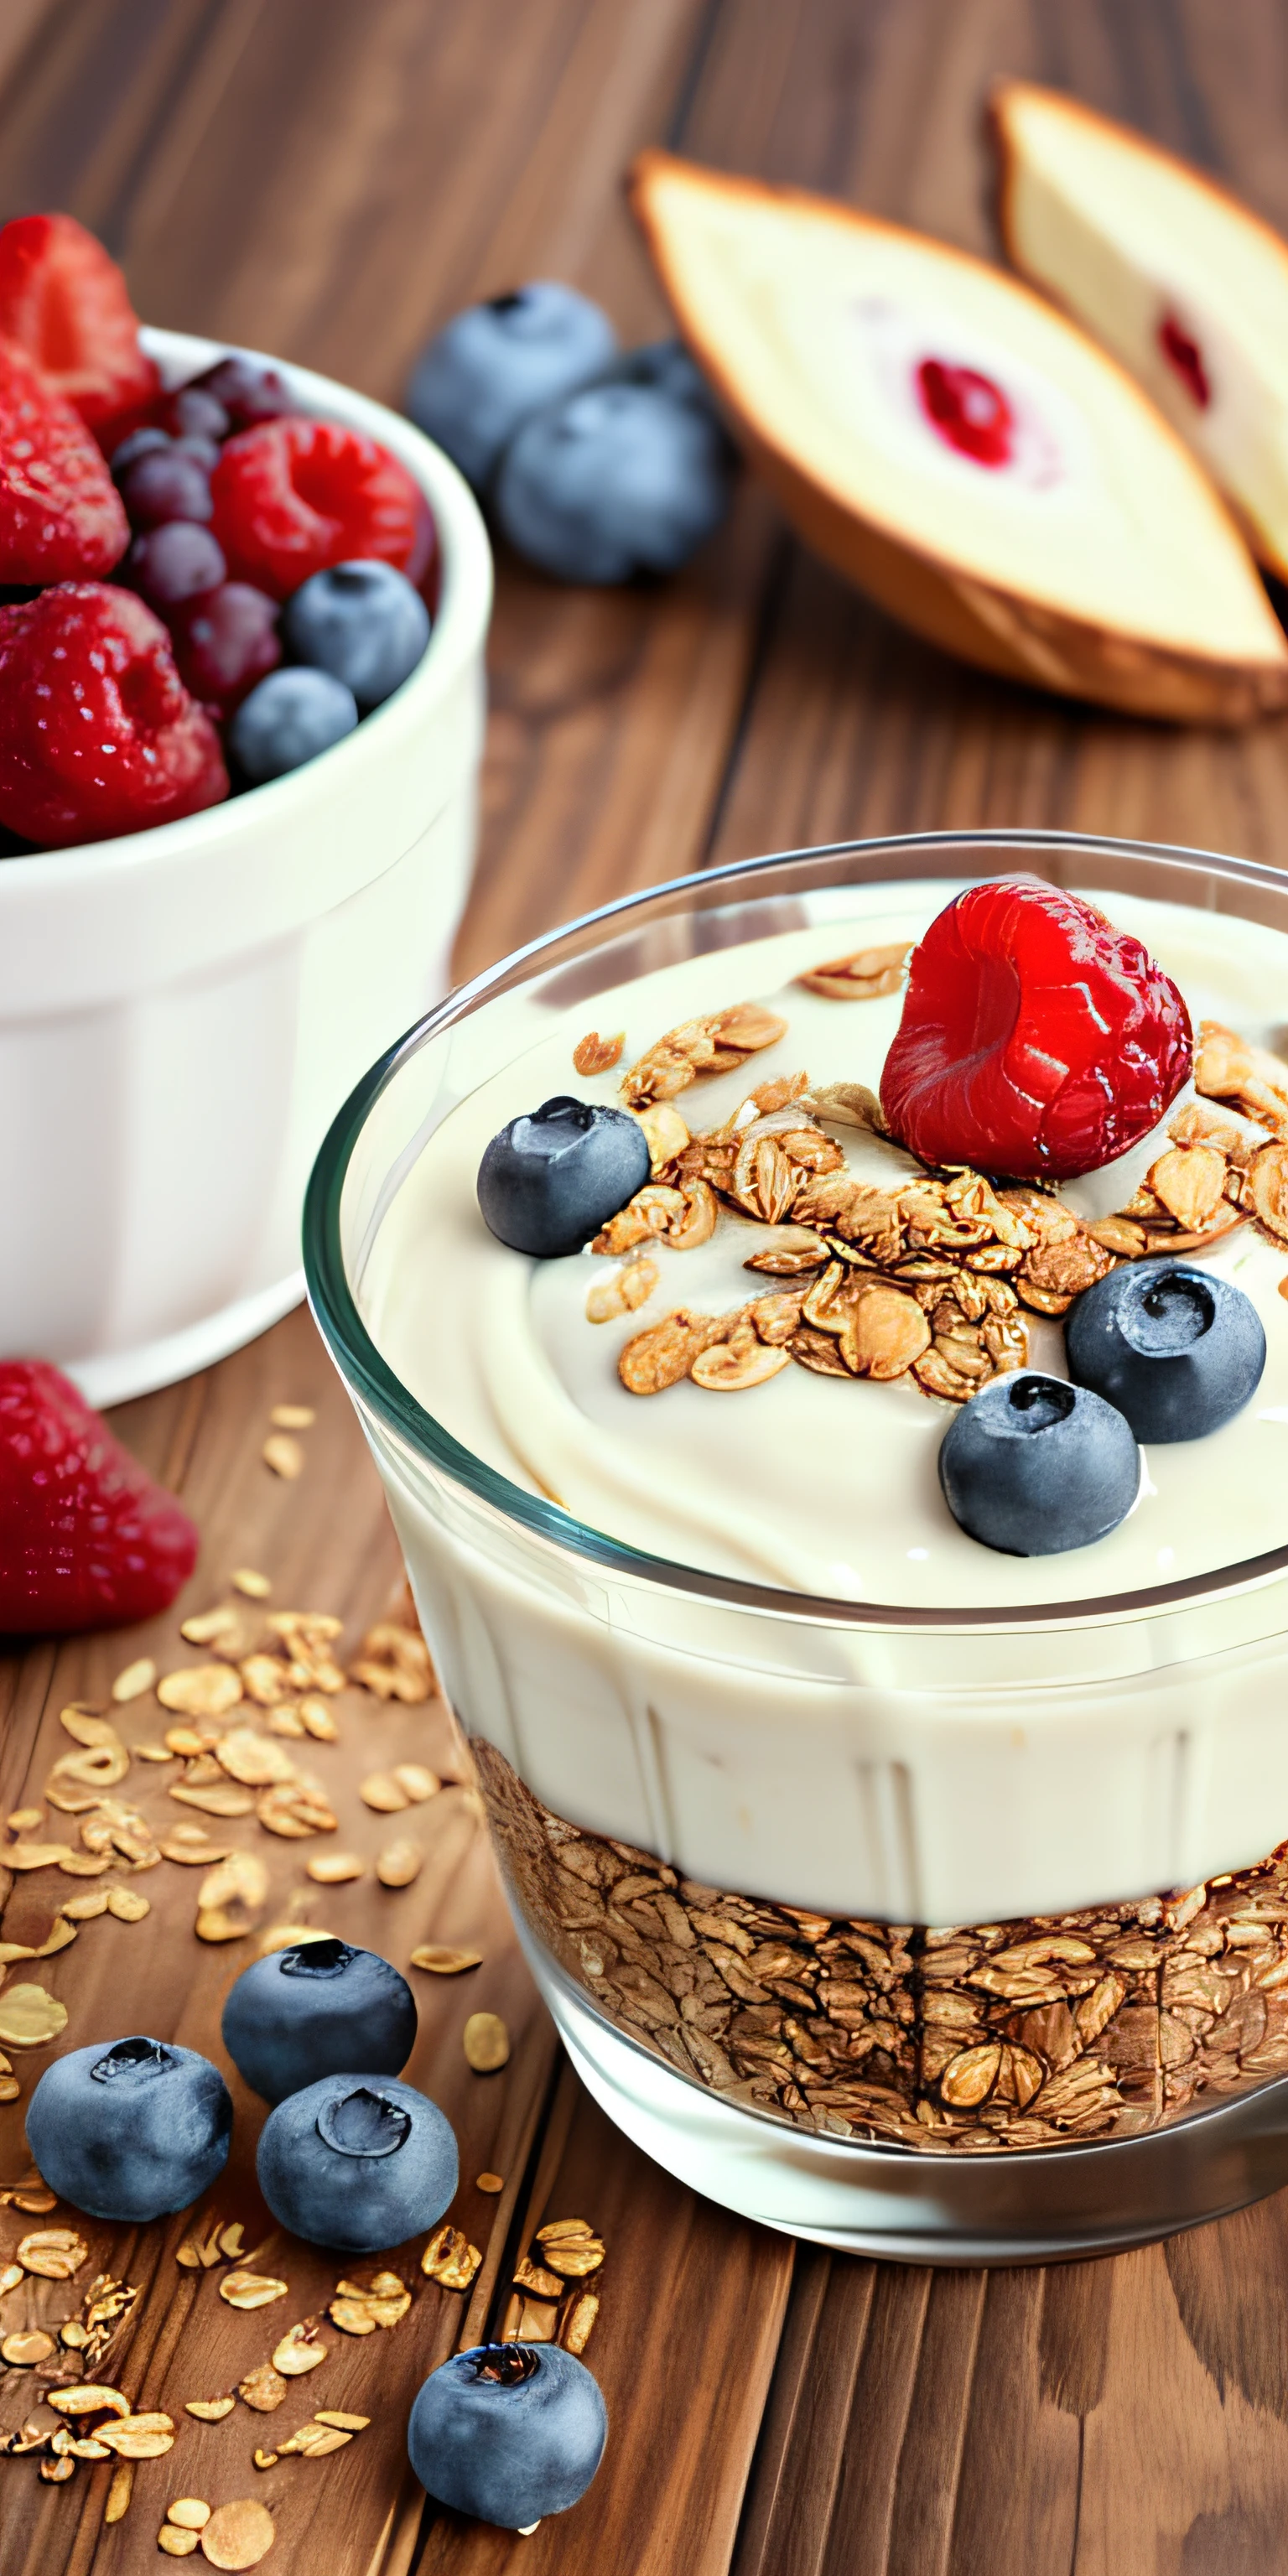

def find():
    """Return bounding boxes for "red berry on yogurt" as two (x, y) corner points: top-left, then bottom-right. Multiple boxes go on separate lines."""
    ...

(0, 211), (159, 451)
(0, 1360), (198, 1633)
(879, 880), (1192, 1182)
(210, 416), (434, 600)
(0, 338), (128, 582)
(0, 583), (228, 848)
(917, 359), (1015, 467)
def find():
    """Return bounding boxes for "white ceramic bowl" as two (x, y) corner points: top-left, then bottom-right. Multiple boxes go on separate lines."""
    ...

(0, 326), (491, 1406)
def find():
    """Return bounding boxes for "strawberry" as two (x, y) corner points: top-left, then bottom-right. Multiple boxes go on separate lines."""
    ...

(0, 339), (128, 582)
(0, 1362), (198, 1635)
(0, 212), (159, 451)
(210, 417), (434, 601)
(879, 880), (1192, 1182)
(0, 583), (228, 848)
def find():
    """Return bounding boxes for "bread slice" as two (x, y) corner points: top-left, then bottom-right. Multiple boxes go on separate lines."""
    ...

(628, 150), (1288, 723)
(993, 81), (1288, 584)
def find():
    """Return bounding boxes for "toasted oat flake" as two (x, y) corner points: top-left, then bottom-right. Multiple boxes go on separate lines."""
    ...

(200, 2499), (276, 2568)
(111, 1658), (156, 1703)
(270, 1405), (315, 1431)
(0, 1989), (69, 2047)
(393, 1763), (439, 1803)
(49, 2382), (131, 2417)
(297, 1697), (339, 1742)
(159, 1665), (244, 1721)
(220, 2272), (288, 2312)
(238, 2364), (288, 2412)
(272, 2321), (328, 2377)
(558, 2293), (600, 2355)
(6, 1805), (43, 1831)
(541, 2237), (605, 2279)
(196, 1852), (268, 1944)
(306, 1851), (365, 1884)
(797, 940), (910, 1000)
(168, 2502), (213, 2532)
(463, 2011), (510, 2072)
(573, 1030), (625, 1076)
(349, 1622), (434, 1703)
(377, 1840), (423, 1888)
(257, 1924), (335, 1956)
(161, 2532), (200, 2559)
(185, 2398), (236, 2422)
(236, 1655), (293, 1708)
(256, 1782), (337, 1839)
(216, 1729), (298, 1789)
(170, 1781), (255, 1820)
(97, 2413), (175, 2459)
(514, 2257), (564, 2299)
(106, 1887), (150, 1924)
(476, 2171), (504, 2193)
(360, 1772), (408, 1814)
(275, 2421), (352, 2458)
(105, 2461), (136, 2521)
(231, 1568), (273, 1599)
(421, 2225), (481, 2290)
(3, 2328), (55, 2366)
(262, 1433), (304, 1480)
(0, 2260), (27, 2293)
(182, 1607), (247, 1651)
(328, 2271), (410, 2333)
(409, 1937), (481, 1978)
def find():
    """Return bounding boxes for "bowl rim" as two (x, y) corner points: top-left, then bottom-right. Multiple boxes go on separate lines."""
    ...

(304, 825), (1288, 1634)
(0, 325), (493, 891)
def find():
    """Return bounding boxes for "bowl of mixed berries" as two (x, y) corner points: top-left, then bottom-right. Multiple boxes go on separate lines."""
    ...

(0, 214), (491, 1405)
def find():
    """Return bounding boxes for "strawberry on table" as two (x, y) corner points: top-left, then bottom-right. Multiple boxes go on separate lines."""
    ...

(210, 416), (434, 600)
(0, 210), (159, 451)
(0, 1362), (198, 1634)
(0, 583), (228, 848)
(0, 339), (128, 581)
(880, 879), (1192, 1182)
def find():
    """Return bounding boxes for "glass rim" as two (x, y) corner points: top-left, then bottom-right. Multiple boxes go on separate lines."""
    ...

(303, 824), (1288, 1636)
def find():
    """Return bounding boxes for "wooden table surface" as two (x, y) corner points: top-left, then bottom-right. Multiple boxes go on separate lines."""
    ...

(6, 2), (1288, 2569)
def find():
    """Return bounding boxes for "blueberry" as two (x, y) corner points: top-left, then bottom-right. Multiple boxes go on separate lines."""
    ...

(190, 355), (292, 428)
(119, 441), (215, 529)
(25, 2035), (231, 2224)
(408, 2343), (606, 2528)
(494, 379), (732, 583)
(156, 384), (230, 443)
(1065, 1259), (1265, 1442)
(124, 521), (227, 610)
(407, 283), (618, 491)
(171, 582), (281, 714)
(110, 425), (171, 480)
(221, 1937), (417, 2105)
(282, 561), (431, 709)
(478, 1096), (649, 1258)
(256, 2073), (457, 2251)
(228, 666), (358, 781)
(938, 1370), (1140, 1555)
(600, 337), (722, 419)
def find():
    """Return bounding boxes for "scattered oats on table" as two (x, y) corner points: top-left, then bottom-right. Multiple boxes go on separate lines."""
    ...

(262, 1433), (304, 1479)
(463, 2011), (510, 2073)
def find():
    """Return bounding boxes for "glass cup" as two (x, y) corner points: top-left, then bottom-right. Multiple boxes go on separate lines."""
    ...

(305, 830), (1288, 2261)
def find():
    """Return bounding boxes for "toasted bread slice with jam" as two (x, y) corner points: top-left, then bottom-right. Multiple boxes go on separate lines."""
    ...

(993, 81), (1288, 584)
(629, 150), (1288, 723)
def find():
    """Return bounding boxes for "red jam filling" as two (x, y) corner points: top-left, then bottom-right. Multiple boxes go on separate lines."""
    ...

(916, 358), (1015, 466)
(1158, 310), (1211, 408)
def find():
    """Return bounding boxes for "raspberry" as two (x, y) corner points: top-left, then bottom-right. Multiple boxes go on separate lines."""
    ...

(210, 417), (434, 600)
(879, 880), (1192, 1182)
(0, 339), (128, 581)
(0, 584), (228, 849)
(0, 1360), (198, 1633)
(0, 212), (159, 450)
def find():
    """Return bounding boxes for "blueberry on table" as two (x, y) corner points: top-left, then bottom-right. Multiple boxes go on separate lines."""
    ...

(938, 1371), (1140, 1555)
(283, 560), (430, 709)
(124, 520), (227, 609)
(227, 665), (358, 781)
(600, 337), (725, 421)
(256, 2073), (457, 2251)
(221, 1937), (417, 2104)
(477, 1096), (650, 1257)
(495, 378), (733, 584)
(408, 2343), (607, 2529)
(25, 2036), (231, 2223)
(1065, 1259), (1266, 1442)
(407, 282), (619, 491)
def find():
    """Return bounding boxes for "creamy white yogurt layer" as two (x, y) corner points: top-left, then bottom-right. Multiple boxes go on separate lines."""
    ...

(364, 887), (1288, 1609)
